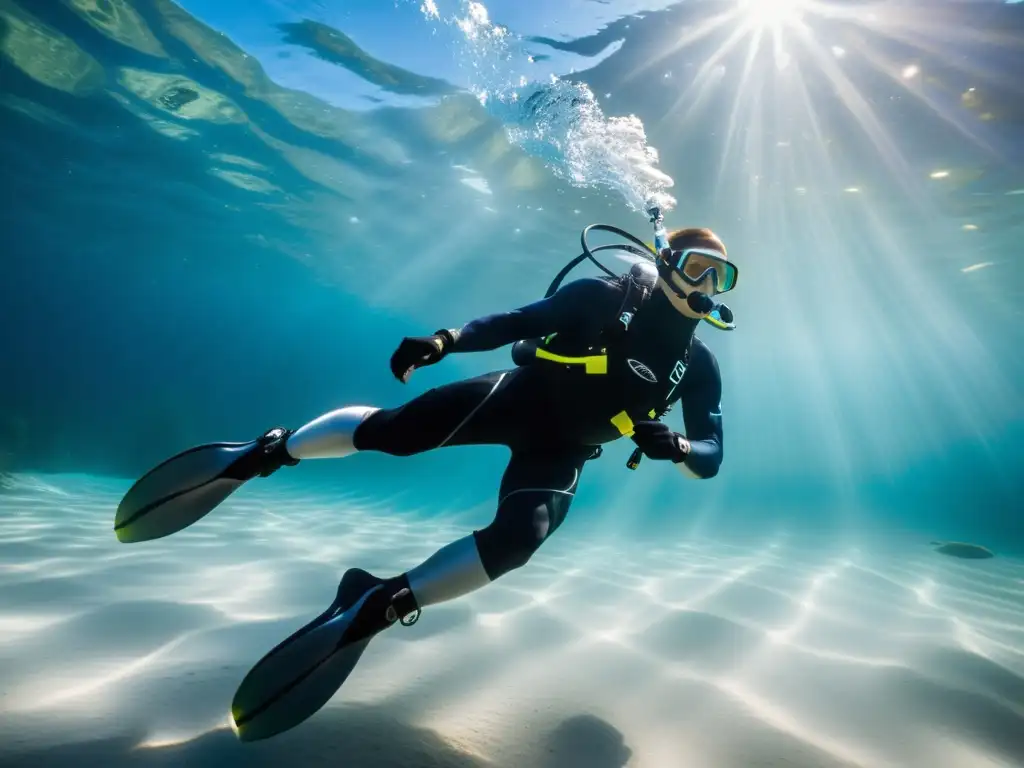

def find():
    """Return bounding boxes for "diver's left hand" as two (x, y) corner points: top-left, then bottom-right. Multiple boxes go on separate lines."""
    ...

(630, 421), (690, 463)
(389, 333), (448, 383)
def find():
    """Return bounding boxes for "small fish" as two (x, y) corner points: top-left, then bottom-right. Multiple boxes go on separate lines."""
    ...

(930, 541), (995, 559)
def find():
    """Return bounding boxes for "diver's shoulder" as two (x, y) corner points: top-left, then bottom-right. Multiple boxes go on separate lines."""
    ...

(564, 275), (626, 293)
(689, 335), (721, 375)
(559, 275), (627, 304)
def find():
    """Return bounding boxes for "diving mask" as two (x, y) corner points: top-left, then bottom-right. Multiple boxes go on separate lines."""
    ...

(664, 247), (739, 295)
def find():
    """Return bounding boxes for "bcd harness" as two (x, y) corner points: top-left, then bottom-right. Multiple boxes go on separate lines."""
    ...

(510, 261), (693, 468)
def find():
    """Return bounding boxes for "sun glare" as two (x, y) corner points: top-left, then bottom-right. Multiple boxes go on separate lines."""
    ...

(738, 0), (809, 29)
(630, 0), (1013, 198)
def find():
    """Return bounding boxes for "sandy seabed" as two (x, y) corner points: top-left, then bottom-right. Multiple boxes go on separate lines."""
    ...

(0, 473), (1022, 768)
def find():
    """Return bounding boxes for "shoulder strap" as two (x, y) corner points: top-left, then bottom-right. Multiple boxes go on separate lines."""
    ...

(608, 261), (657, 337)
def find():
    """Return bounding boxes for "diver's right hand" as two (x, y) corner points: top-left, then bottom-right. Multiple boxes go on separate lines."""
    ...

(389, 332), (450, 383)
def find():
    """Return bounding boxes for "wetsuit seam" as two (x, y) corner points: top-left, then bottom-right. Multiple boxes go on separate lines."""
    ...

(497, 468), (579, 508)
(437, 372), (508, 449)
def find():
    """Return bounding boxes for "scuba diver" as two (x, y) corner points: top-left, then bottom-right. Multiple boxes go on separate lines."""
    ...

(113, 209), (739, 741)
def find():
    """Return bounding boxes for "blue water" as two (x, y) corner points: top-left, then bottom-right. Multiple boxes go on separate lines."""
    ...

(1, 1), (1023, 766)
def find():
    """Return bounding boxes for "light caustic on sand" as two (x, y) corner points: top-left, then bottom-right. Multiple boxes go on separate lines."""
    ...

(0, 474), (1022, 768)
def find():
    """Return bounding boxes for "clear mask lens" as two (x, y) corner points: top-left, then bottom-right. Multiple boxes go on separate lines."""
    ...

(674, 249), (737, 293)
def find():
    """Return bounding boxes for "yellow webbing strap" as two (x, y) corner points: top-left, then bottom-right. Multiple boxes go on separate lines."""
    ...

(610, 410), (634, 436)
(534, 348), (608, 374)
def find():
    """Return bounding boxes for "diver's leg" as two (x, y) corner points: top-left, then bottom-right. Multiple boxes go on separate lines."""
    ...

(409, 446), (592, 602)
(227, 448), (593, 740)
(337, 445), (594, 641)
(114, 371), (513, 543)
(471, 446), (592, 581)
(284, 369), (512, 460)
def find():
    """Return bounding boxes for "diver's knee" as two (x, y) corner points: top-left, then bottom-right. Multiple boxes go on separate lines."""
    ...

(474, 524), (543, 580)
(350, 407), (417, 455)
(484, 542), (539, 580)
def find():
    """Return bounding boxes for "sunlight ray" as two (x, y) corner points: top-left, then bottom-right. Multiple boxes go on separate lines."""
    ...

(844, 4), (1024, 83)
(623, 9), (738, 85)
(663, 22), (758, 124)
(715, 28), (768, 201)
(794, 30), (918, 204)
(853, 40), (1000, 159)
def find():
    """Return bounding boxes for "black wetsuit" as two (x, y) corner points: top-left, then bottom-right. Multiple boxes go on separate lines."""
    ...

(354, 276), (724, 580)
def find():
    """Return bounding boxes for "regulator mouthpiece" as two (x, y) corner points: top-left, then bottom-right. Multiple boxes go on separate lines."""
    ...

(687, 290), (715, 315)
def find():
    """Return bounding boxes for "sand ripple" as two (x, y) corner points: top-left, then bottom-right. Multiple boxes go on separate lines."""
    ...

(0, 473), (1022, 768)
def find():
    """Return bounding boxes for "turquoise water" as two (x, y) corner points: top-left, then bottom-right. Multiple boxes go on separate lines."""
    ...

(1, 1), (1022, 766)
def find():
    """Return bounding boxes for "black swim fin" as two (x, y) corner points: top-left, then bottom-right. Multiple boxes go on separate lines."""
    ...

(113, 427), (297, 544)
(231, 568), (418, 742)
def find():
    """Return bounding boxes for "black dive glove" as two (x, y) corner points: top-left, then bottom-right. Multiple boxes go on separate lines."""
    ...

(390, 329), (457, 384)
(630, 421), (689, 463)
